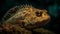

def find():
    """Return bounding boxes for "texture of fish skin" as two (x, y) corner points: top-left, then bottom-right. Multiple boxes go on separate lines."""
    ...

(2, 5), (50, 28)
(0, 5), (55, 34)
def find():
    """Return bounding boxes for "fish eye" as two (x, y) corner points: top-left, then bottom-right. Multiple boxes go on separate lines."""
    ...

(35, 11), (43, 17)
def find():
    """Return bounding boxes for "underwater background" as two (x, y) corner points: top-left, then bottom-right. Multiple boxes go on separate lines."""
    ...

(0, 0), (60, 34)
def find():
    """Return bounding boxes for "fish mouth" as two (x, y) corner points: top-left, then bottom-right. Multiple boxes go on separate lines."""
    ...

(24, 18), (50, 29)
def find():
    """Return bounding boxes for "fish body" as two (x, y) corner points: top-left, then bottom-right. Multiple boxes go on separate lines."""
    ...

(2, 5), (50, 29)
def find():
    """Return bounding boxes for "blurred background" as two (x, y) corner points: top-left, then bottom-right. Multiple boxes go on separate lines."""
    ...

(0, 0), (60, 34)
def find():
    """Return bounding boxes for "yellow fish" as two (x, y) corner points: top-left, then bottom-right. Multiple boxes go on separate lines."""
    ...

(2, 5), (50, 29)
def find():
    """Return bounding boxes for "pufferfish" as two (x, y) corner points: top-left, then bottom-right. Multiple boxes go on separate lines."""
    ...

(2, 5), (50, 29)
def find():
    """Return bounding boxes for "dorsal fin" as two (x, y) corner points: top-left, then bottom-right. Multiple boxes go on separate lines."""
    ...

(2, 6), (19, 21)
(2, 5), (33, 23)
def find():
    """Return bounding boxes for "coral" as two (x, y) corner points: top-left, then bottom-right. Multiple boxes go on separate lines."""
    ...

(0, 24), (32, 34)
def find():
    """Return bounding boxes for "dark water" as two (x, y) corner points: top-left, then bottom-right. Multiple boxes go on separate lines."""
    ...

(0, 0), (60, 34)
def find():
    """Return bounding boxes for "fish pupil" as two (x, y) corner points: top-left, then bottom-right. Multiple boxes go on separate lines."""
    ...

(35, 11), (42, 17)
